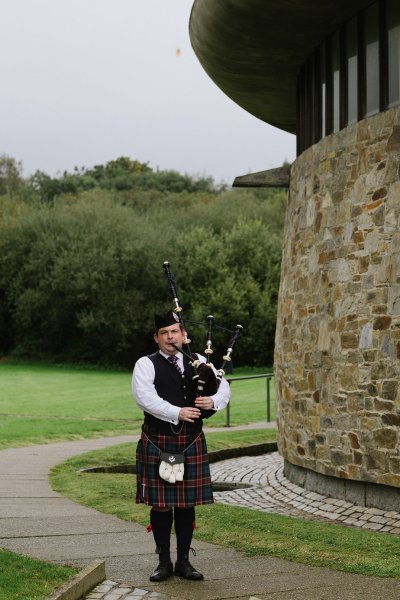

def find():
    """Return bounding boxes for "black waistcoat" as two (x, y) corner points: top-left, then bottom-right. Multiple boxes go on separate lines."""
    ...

(144, 351), (202, 435)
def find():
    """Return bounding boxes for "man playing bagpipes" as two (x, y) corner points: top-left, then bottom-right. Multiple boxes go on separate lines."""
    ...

(132, 309), (231, 582)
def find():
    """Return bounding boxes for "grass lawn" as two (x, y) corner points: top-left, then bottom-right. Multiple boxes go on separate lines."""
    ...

(50, 433), (400, 580)
(0, 362), (276, 598)
(5, 361), (400, 586)
(0, 548), (77, 600)
(0, 361), (275, 448)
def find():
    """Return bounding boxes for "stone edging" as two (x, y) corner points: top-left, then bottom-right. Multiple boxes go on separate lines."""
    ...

(208, 441), (277, 463)
(45, 560), (106, 600)
(79, 442), (278, 473)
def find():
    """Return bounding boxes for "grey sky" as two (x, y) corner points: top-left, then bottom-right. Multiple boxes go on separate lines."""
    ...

(1, 0), (295, 186)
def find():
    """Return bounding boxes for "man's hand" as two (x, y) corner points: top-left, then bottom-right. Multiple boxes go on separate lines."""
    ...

(195, 396), (214, 410)
(178, 407), (201, 422)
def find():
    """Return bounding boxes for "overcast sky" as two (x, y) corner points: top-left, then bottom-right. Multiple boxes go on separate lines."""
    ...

(1, 0), (295, 186)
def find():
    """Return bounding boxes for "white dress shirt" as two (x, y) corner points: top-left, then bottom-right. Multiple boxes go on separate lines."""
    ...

(132, 351), (231, 425)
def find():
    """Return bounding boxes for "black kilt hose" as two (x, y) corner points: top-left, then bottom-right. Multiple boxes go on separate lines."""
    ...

(136, 426), (214, 509)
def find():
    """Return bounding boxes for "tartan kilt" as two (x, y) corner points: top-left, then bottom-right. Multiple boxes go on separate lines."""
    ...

(135, 426), (214, 508)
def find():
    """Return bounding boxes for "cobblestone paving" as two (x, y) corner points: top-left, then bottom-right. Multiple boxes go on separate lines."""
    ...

(210, 452), (400, 534)
(84, 579), (178, 599)
(84, 451), (400, 599)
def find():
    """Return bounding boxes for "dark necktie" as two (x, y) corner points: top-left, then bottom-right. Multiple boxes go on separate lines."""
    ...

(168, 355), (182, 374)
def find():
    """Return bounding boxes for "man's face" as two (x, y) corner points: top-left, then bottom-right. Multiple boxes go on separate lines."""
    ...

(154, 323), (185, 355)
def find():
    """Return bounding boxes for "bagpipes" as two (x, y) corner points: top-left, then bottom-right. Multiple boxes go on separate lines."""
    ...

(162, 261), (243, 397)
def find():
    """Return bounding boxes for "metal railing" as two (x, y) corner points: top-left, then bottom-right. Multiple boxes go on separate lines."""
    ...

(225, 373), (274, 427)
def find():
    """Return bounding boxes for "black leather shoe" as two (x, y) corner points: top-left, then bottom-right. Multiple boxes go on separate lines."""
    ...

(149, 560), (173, 582)
(174, 558), (204, 580)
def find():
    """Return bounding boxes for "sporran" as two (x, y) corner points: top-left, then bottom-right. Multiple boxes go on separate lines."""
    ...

(159, 451), (185, 483)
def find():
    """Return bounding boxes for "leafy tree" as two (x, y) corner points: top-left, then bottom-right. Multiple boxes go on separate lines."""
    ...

(0, 161), (287, 367)
(0, 154), (25, 197)
(30, 157), (222, 203)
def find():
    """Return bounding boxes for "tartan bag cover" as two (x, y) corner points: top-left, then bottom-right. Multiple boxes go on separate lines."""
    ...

(136, 427), (214, 508)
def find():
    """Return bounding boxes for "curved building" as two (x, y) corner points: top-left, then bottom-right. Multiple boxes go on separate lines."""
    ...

(190, 0), (400, 510)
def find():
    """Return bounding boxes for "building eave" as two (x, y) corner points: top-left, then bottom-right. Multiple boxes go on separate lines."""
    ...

(233, 164), (291, 188)
(189, 0), (373, 134)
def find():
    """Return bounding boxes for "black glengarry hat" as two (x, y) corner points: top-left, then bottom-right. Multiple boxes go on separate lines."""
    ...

(154, 311), (180, 330)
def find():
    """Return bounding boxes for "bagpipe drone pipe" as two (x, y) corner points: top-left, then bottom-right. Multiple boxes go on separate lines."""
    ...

(162, 261), (243, 401)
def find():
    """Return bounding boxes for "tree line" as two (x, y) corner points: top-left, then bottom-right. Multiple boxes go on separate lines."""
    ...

(0, 155), (287, 368)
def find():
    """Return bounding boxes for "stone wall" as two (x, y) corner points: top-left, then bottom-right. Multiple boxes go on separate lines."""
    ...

(274, 106), (400, 491)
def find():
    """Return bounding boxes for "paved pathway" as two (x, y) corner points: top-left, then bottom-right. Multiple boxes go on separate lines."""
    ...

(1, 432), (400, 600)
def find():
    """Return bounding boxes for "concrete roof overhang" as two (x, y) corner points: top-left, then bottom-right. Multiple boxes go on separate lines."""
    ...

(189, 0), (373, 134)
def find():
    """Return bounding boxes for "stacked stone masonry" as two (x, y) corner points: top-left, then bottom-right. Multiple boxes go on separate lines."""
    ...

(274, 106), (400, 491)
